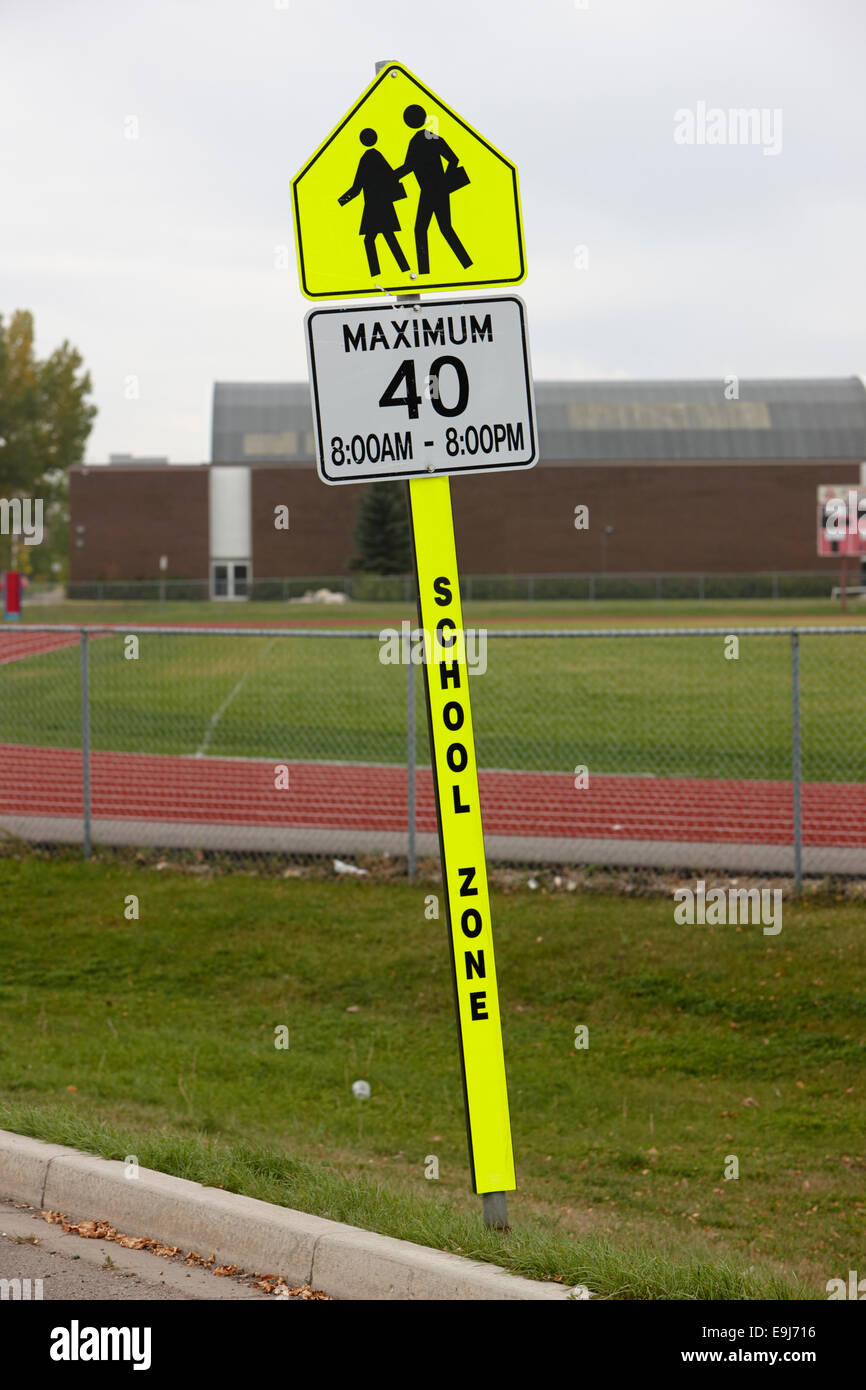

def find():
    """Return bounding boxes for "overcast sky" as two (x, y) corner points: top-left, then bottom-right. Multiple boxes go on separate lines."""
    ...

(3, 0), (864, 462)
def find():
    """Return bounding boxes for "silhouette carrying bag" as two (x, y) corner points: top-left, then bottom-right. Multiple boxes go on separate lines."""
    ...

(444, 163), (470, 193)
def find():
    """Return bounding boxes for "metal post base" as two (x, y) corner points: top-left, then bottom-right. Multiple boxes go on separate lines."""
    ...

(482, 1191), (509, 1231)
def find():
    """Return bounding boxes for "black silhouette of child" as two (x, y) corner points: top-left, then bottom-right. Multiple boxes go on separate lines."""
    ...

(338, 128), (410, 276)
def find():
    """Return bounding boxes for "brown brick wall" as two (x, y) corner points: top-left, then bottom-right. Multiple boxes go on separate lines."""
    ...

(448, 460), (862, 573)
(252, 467), (360, 577)
(69, 467), (209, 581)
(253, 459), (861, 576)
(70, 458), (862, 581)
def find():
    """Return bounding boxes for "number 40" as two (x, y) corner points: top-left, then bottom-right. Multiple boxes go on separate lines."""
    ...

(378, 357), (469, 419)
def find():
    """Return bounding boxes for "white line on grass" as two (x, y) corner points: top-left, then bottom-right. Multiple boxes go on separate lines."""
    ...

(194, 639), (277, 758)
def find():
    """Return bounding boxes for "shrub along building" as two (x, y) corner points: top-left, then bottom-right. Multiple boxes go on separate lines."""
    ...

(68, 378), (866, 598)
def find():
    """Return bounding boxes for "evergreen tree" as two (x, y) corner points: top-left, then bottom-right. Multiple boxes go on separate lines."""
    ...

(350, 481), (411, 573)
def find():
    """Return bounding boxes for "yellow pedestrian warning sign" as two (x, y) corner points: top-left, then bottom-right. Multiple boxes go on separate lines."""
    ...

(291, 63), (525, 300)
(408, 474), (516, 1196)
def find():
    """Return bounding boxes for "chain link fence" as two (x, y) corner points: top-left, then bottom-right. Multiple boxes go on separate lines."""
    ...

(61, 570), (843, 603)
(1, 625), (864, 882)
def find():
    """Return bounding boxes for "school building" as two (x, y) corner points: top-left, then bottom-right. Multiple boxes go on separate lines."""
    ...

(68, 377), (866, 596)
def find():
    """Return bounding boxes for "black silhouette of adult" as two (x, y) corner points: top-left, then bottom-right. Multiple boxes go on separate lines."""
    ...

(393, 105), (472, 275)
(338, 128), (409, 276)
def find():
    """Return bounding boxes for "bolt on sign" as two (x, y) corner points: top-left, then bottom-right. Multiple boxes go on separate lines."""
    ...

(291, 62), (525, 299)
(293, 62), (532, 1208)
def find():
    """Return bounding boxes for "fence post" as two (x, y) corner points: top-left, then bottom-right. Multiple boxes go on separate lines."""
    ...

(81, 631), (92, 860)
(407, 643), (416, 881)
(772, 572), (779, 601)
(791, 631), (802, 893)
(588, 574), (595, 602)
(698, 573), (705, 601)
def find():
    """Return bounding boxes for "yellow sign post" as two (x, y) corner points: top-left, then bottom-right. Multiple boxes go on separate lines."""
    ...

(292, 62), (525, 300)
(408, 475), (516, 1203)
(294, 60), (532, 1225)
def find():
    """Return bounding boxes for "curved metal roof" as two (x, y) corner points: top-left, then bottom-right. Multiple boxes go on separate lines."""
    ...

(212, 377), (866, 464)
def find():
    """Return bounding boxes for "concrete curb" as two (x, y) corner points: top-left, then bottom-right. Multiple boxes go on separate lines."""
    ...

(0, 1130), (573, 1301)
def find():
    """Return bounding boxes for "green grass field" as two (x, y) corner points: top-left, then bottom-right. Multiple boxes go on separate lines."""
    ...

(1, 855), (862, 1297)
(4, 598), (866, 781)
(19, 594), (866, 629)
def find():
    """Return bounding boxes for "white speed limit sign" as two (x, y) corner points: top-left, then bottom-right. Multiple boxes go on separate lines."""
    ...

(305, 295), (538, 485)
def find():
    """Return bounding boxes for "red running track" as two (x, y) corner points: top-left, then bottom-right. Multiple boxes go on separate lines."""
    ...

(0, 631), (86, 664)
(0, 744), (862, 846)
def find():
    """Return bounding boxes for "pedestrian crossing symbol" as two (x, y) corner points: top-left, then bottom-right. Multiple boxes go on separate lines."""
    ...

(291, 63), (525, 299)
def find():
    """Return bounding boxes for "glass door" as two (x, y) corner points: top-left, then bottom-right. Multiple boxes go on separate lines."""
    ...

(212, 560), (251, 600)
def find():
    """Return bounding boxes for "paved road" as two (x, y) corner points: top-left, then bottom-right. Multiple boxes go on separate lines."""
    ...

(0, 1200), (282, 1301)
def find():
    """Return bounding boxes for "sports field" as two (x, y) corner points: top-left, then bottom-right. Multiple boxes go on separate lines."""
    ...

(2, 597), (865, 866)
(2, 600), (864, 1298)
(4, 601), (866, 779)
(18, 593), (866, 629)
